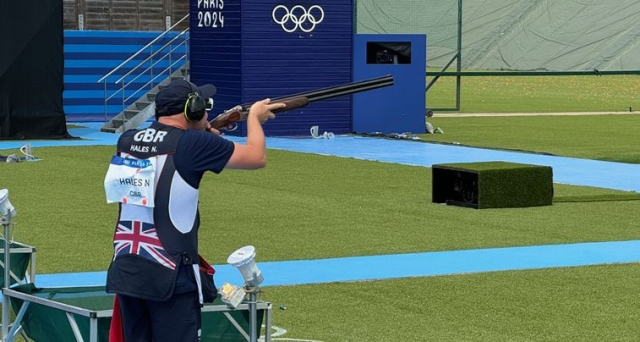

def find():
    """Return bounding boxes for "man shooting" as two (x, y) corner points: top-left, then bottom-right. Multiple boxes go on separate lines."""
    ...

(103, 79), (284, 341)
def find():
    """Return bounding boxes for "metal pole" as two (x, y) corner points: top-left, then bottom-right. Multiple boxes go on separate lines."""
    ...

(121, 82), (126, 120)
(185, 36), (189, 81)
(2, 212), (11, 341)
(455, 0), (462, 111)
(104, 82), (108, 123)
(6, 302), (29, 342)
(90, 316), (98, 342)
(264, 303), (272, 342)
(163, 0), (173, 30)
(150, 46), (154, 88)
(77, 0), (86, 30)
(169, 40), (173, 77)
(248, 289), (257, 342)
(426, 54), (458, 92)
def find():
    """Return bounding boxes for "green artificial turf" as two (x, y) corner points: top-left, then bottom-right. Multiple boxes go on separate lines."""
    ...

(1, 146), (638, 273)
(420, 115), (640, 163)
(262, 263), (640, 341)
(427, 72), (640, 113)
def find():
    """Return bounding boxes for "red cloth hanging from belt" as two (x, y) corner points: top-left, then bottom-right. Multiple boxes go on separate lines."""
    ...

(109, 294), (125, 342)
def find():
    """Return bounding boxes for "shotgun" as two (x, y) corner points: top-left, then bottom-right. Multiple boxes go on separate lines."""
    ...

(209, 75), (394, 130)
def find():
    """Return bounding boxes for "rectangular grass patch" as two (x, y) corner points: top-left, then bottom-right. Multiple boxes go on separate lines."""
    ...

(433, 161), (553, 209)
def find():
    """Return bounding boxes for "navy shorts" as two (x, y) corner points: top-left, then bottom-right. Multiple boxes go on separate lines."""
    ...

(118, 290), (201, 341)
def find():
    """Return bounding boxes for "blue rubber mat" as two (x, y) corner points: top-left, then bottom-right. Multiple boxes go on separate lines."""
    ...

(2, 127), (638, 192)
(265, 136), (640, 192)
(35, 240), (640, 287)
(0, 122), (120, 149)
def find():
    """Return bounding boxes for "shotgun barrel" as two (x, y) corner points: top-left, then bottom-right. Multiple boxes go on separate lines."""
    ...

(209, 75), (394, 130)
(273, 74), (393, 103)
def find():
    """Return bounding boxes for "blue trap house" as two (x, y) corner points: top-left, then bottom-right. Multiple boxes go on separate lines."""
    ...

(189, 0), (426, 135)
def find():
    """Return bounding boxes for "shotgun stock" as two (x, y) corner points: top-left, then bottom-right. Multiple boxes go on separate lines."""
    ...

(209, 75), (393, 131)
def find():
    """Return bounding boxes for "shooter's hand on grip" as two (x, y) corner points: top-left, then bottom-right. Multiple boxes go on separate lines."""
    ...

(205, 124), (222, 135)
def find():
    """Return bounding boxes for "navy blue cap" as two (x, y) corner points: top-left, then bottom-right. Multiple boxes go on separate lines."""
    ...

(155, 79), (216, 117)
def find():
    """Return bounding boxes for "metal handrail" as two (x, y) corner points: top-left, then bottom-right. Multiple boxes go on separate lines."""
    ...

(114, 29), (189, 84)
(104, 33), (189, 103)
(121, 54), (188, 104)
(98, 14), (190, 123)
(97, 15), (189, 84)
(102, 48), (185, 104)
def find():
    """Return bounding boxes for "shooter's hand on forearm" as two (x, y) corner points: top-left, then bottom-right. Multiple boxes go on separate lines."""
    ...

(244, 98), (285, 164)
(224, 99), (286, 169)
(248, 99), (285, 124)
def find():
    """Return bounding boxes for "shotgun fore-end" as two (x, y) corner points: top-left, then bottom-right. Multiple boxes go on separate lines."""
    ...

(209, 97), (310, 130)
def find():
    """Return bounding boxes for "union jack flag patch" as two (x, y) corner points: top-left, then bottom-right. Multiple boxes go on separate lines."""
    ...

(114, 220), (176, 270)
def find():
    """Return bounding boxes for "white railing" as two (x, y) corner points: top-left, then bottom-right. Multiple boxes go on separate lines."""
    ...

(97, 14), (190, 123)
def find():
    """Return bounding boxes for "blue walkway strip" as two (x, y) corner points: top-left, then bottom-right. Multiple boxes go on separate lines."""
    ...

(262, 136), (640, 192)
(1, 128), (638, 192)
(35, 240), (640, 288)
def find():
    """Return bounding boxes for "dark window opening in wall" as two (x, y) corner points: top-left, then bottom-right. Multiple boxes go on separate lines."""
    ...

(366, 42), (411, 64)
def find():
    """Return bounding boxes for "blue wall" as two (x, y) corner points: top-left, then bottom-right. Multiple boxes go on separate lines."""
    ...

(188, 0), (242, 121)
(352, 34), (426, 134)
(64, 30), (184, 122)
(190, 0), (353, 136)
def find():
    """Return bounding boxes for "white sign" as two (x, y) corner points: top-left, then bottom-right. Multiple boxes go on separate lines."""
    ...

(197, 0), (225, 28)
(104, 156), (156, 207)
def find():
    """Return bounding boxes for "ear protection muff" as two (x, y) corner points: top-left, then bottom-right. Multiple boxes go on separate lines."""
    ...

(183, 81), (207, 122)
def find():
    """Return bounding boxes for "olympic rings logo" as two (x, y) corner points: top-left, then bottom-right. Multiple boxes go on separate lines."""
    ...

(272, 5), (325, 33)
